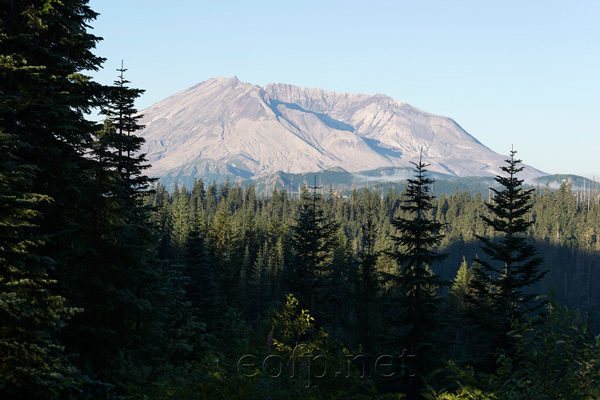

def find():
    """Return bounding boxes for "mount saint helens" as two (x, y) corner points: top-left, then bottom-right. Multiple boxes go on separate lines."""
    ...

(137, 77), (545, 183)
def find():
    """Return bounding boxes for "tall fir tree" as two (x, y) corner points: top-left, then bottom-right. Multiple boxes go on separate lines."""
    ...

(445, 257), (476, 363)
(468, 149), (547, 369)
(290, 180), (339, 314)
(191, 178), (206, 214)
(385, 157), (447, 397)
(350, 192), (381, 354)
(56, 65), (142, 377)
(0, 1), (107, 397)
(209, 201), (241, 306)
(450, 256), (474, 311)
(249, 242), (270, 320)
(170, 185), (191, 264)
(0, 128), (81, 398)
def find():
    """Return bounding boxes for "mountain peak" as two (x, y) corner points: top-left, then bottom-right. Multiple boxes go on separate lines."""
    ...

(213, 76), (239, 83)
(138, 77), (545, 182)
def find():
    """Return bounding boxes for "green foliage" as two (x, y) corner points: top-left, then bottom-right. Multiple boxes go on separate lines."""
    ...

(141, 164), (600, 396)
(384, 158), (448, 396)
(290, 184), (339, 313)
(260, 294), (384, 399)
(0, 0), (103, 397)
(468, 149), (548, 370)
(473, 150), (547, 317)
(436, 298), (600, 399)
(348, 192), (382, 354)
(170, 187), (191, 263)
(4, 6), (599, 395)
(271, 294), (329, 353)
(142, 162), (600, 398)
(492, 297), (600, 399)
(0, 131), (81, 398)
(132, 294), (389, 400)
(449, 257), (474, 310)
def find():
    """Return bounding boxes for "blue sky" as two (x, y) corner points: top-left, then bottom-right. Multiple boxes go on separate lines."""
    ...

(88, 0), (600, 178)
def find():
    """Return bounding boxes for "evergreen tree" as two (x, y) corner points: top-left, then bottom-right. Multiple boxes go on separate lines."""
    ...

(209, 201), (240, 306)
(60, 65), (201, 388)
(183, 224), (223, 331)
(205, 181), (218, 215)
(327, 229), (353, 332)
(269, 231), (288, 302)
(249, 242), (270, 320)
(170, 186), (191, 264)
(450, 256), (474, 310)
(385, 157), (447, 396)
(191, 178), (206, 214)
(445, 257), (476, 363)
(0, 129), (81, 398)
(351, 193), (381, 354)
(468, 149), (548, 368)
(107, 61), (148, 183)
(152, 182), (173, 259)
(57, 65), (148, 378)
(0, 1), (106, 397)
(290, 181), (339, 314)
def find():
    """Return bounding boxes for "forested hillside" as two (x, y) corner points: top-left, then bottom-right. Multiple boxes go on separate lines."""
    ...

(149, 176), (600, 325)
(2, 2), (600, 399)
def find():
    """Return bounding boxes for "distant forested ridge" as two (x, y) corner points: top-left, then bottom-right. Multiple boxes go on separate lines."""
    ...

(2, 1), (600, 399)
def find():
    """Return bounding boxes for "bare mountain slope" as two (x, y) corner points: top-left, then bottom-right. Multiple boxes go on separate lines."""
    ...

(138, 77), (544, 181)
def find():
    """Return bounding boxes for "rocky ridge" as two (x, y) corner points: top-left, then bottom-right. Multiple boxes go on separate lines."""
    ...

(138, 77), (544, 182)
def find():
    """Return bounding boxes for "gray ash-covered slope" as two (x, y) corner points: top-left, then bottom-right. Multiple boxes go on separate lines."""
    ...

(138, 77), (544, 183)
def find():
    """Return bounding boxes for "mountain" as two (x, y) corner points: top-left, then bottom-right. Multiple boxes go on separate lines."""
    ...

(138, 77), (545, 184)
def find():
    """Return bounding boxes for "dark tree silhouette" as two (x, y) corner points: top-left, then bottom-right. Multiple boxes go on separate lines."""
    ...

(469, 149), (548, 369)
(386, 156), (447, 397)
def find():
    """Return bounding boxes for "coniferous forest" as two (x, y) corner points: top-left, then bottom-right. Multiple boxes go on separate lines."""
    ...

(2, 2), (600, 399)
